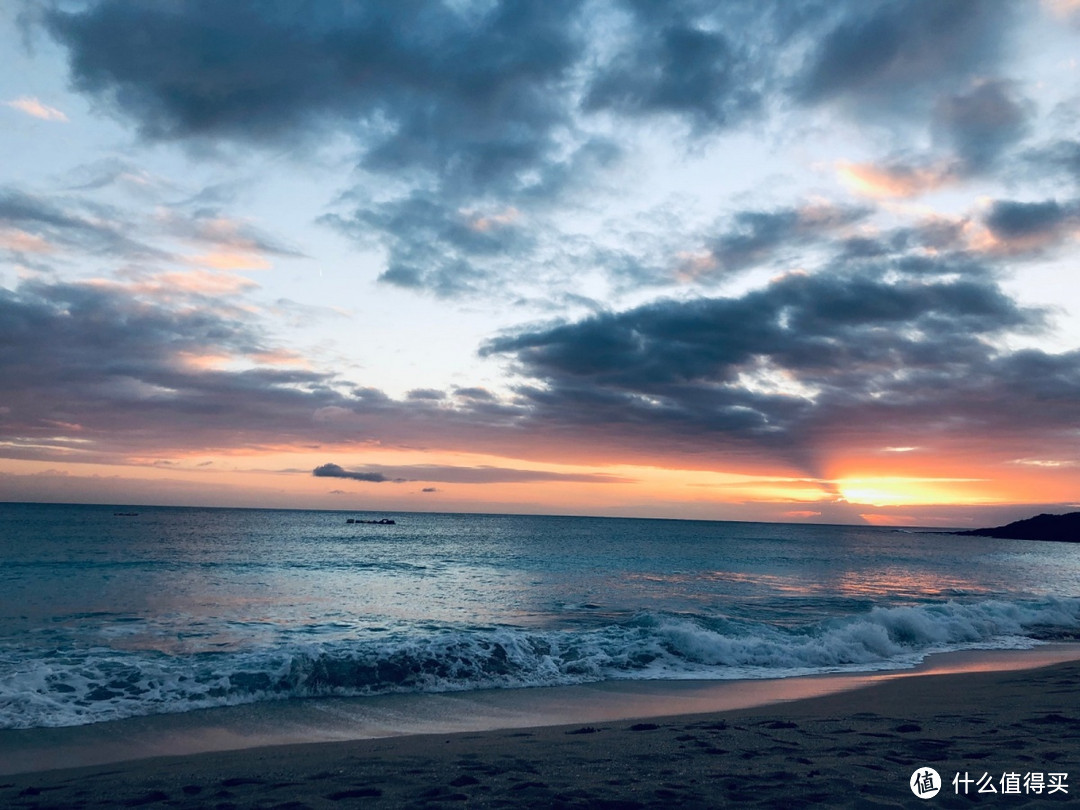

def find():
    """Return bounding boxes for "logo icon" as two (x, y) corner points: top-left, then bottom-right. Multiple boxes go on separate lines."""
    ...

(911, 767), (941, 798)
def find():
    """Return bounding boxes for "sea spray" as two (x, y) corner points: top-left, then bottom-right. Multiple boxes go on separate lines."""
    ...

(2, 597), (1077, 729)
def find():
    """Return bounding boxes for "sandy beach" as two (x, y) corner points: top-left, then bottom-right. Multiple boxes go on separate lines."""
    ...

(2, 649), (1078, 809)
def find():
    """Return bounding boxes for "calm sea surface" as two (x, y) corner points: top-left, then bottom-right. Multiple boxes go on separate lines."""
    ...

(1, 503), (1079, 729)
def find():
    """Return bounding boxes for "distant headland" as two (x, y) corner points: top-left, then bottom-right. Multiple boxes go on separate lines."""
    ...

(955, 512), (1080, 543)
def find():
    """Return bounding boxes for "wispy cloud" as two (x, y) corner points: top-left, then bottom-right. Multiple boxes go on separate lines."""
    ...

(4, 96), (68, 122)
(837, 161), (958, 199)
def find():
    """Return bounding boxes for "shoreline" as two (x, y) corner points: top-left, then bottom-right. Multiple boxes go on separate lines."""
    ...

(3, 647), (1079, 807)
(2, 645), (1079, 790)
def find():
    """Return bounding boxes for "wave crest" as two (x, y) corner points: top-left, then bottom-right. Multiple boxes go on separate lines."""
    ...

(2, 597), (1077, 728)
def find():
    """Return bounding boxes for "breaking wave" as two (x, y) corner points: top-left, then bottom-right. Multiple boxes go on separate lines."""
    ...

(3, 597), (1078, 728)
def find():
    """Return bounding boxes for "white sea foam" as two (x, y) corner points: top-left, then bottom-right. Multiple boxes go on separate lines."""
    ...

(2, 597), (1077, 729)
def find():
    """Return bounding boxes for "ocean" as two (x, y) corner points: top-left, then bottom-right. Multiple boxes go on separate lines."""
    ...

(2, 502), (1079, 731)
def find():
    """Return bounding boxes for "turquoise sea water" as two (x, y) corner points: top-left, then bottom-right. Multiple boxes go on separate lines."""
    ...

(1, 502), (1079, 729)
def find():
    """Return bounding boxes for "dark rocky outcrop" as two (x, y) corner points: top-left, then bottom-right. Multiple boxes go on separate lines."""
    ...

(956, 512), (1080, 542)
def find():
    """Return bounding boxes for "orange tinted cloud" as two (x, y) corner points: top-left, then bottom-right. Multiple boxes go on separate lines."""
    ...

(4, 97), (68, 122)
(137, 269), (258, 296)
(174, 351), (232, 371)
(0, 228), (53, 253)
(463, 207), (520, 232)
(674, 251), (719, 281)
(1044, 0), (1080, 17)
(157, 212), (292, 270)
(837, 161), (956, 198)
(187, 250), (272, 270)
(251, 348), (309, 367)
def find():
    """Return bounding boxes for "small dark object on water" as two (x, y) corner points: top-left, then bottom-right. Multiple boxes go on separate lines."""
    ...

(347, 518), (396, 525)
(113, 512), (139, 517)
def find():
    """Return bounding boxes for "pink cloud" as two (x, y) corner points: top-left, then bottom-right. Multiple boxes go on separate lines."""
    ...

(4, 97), (68, 122)
(837, 161), (957, 198)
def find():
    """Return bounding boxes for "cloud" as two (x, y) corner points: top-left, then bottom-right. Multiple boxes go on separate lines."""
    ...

(329, 191), (537, 297)
(982, 198), (1080, 252)
(1044, 0), (1080, 23)
(35, 1), (1033, 300)
(482, 263), (1073, 473)
(795, 0), (1017, 116)
(704, 203), (869, 275)
(41, 1), (586, 189)
(407, 388), (446, 402)
(40, 0), (621, 297)
(160, 209), (306, 272)
(0, 186), (161, 261)
(0, 278), (349, 461)
(833, 80), (1033, 198)
(0, 180), (304, 286)
(168, 212), (303, 259)
(985, 199), (1069, 238)
(836, 161), (958, 198)
(0, 278), (605, 467)
(313, 463), (399, 484)
(42, 1), (1020, 149)
(62, 157), (169, 194)
(1036, 140), (1080, 185)
(933, 79), (1032, 172)
(1, 259), (1077, 484)
(582, 4), (762, 131)
(9, 0), (1078, 493)
(313, 462), (633, 485)
(4, 96), (68, 122)
(322, 136), (618, 297)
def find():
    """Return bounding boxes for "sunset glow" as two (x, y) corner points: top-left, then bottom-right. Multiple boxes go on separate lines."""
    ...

(2, 2), (1080, 528)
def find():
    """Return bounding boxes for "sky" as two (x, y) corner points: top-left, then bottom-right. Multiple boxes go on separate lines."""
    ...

(2, 0), (1080, 527)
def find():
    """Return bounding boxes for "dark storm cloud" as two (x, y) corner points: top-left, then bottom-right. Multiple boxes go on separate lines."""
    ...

(481, 266), (1074, 470)
(313, 462), (633, 485)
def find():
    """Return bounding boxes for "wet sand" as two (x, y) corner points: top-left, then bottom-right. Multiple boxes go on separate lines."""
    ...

(2, 649), (1079, 808)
